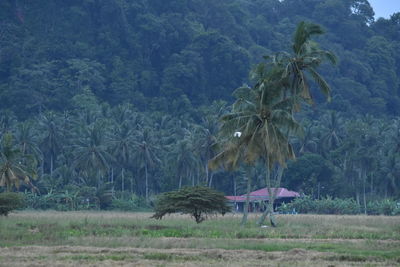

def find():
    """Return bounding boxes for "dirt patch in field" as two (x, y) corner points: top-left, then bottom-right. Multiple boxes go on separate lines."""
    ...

(0, 245), (394, 267)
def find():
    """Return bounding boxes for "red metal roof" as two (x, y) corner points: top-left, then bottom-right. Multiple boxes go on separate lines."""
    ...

(249, 188), (300, 198)
(226, 188), (299, 202)
(226, 196), (246, 202)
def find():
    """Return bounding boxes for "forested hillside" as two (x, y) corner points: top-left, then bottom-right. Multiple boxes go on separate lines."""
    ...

(0, 0), (399, 208)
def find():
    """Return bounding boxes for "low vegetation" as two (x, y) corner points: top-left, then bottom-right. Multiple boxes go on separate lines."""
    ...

(278, 196), (400, 216)
(0, 192), (25, 216)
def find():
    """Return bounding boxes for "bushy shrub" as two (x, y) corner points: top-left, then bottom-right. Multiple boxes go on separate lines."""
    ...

(279, 196), (317, 214)
(24, 191), (85, 210)
(393, 203), (400, 216)
(316, 197), (360, 215)
(110, 194), (140, 211)
(279, 196), (399, 216)
(367, 199), (398, 215)
(0, 192), (25, 216)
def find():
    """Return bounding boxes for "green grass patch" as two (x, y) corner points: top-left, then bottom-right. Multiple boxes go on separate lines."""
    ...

(2, 211), (400, 244)
(1, 211), (399, 263)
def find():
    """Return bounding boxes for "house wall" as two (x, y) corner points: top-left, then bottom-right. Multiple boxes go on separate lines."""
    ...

(232, 197), (297, 213)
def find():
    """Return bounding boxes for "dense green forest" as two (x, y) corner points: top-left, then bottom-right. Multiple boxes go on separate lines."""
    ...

(0, 0), (399, 209)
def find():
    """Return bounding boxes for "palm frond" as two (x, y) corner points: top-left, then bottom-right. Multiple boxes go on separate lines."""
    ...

(307, 67), (332, 102)
(323, 51), (337, 65)
(208, 142), (241, 171)
(293, 22), (324, 55)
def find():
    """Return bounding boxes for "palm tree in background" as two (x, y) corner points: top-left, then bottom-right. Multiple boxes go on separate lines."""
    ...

(72, 121), (112, 189)
(319, 111), (343, 155)
(197, 116), (219, 186)
(0, 111), (17, 134)
(293, 120), (319, 154)
(133, 127), (160, 202)
(15, 121), (42, 163)
(110, 123), (136, 193)
(38, 112), (62, 179)
(0, 132), (36, 192)
(171, 138), (198, 188)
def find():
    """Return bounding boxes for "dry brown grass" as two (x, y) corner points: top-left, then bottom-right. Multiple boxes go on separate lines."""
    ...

(0, 245), (394, 267)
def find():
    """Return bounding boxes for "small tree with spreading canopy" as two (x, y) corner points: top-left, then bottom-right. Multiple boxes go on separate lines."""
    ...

(151, 186), (231, 223)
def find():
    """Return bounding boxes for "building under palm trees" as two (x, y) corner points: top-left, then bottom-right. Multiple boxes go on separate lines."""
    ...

(226, 188), (300, 212)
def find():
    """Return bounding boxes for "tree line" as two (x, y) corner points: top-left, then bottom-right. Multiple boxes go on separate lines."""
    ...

(1, 93), (399, 206)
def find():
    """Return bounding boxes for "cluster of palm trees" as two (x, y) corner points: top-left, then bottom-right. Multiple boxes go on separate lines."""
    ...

(0, 95), (222, 205)
(291, 112), (400, 213)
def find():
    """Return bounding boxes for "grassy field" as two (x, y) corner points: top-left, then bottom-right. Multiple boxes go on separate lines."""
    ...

(0, 211), (399, 266)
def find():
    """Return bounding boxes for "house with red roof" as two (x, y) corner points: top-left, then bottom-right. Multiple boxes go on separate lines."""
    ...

(226, 187), (300, 212)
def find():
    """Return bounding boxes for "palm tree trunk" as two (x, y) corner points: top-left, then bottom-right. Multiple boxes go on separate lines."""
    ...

(205, 163), (209, 185)
(233, 175), (237, 213)
(122, 168), (125, 193)
(208, 172), (214, 187)
(110, 167), (113, 183)
(370, 174), (373, 196)
(356, 168), (361, 205)
(130, 176), (133, 193)
(257, 164), (283, 227)
(196, 167), (200, 186)
(257, 163), (271, 226)
(50, 155), (54, 179)
(241, 168), (252, 226)
(41, 159), (45, 179)
(145, 162), (149, 203)
(111, 167), (114, 196)
(362, 168), (367, 215)
(97, 170), (101, 190)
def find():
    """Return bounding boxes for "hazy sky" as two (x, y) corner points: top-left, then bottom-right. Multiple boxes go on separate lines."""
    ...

(368, 0), (400, 19)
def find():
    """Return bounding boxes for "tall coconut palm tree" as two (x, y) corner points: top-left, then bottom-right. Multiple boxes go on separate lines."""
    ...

(252, 21), (336, 110)
(285, 21), (336, 104)
(210, 84), (301, 226)
(249, 22), (336, 226)
(211, 22), (335, 227)
(209, 134), (254, 226)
